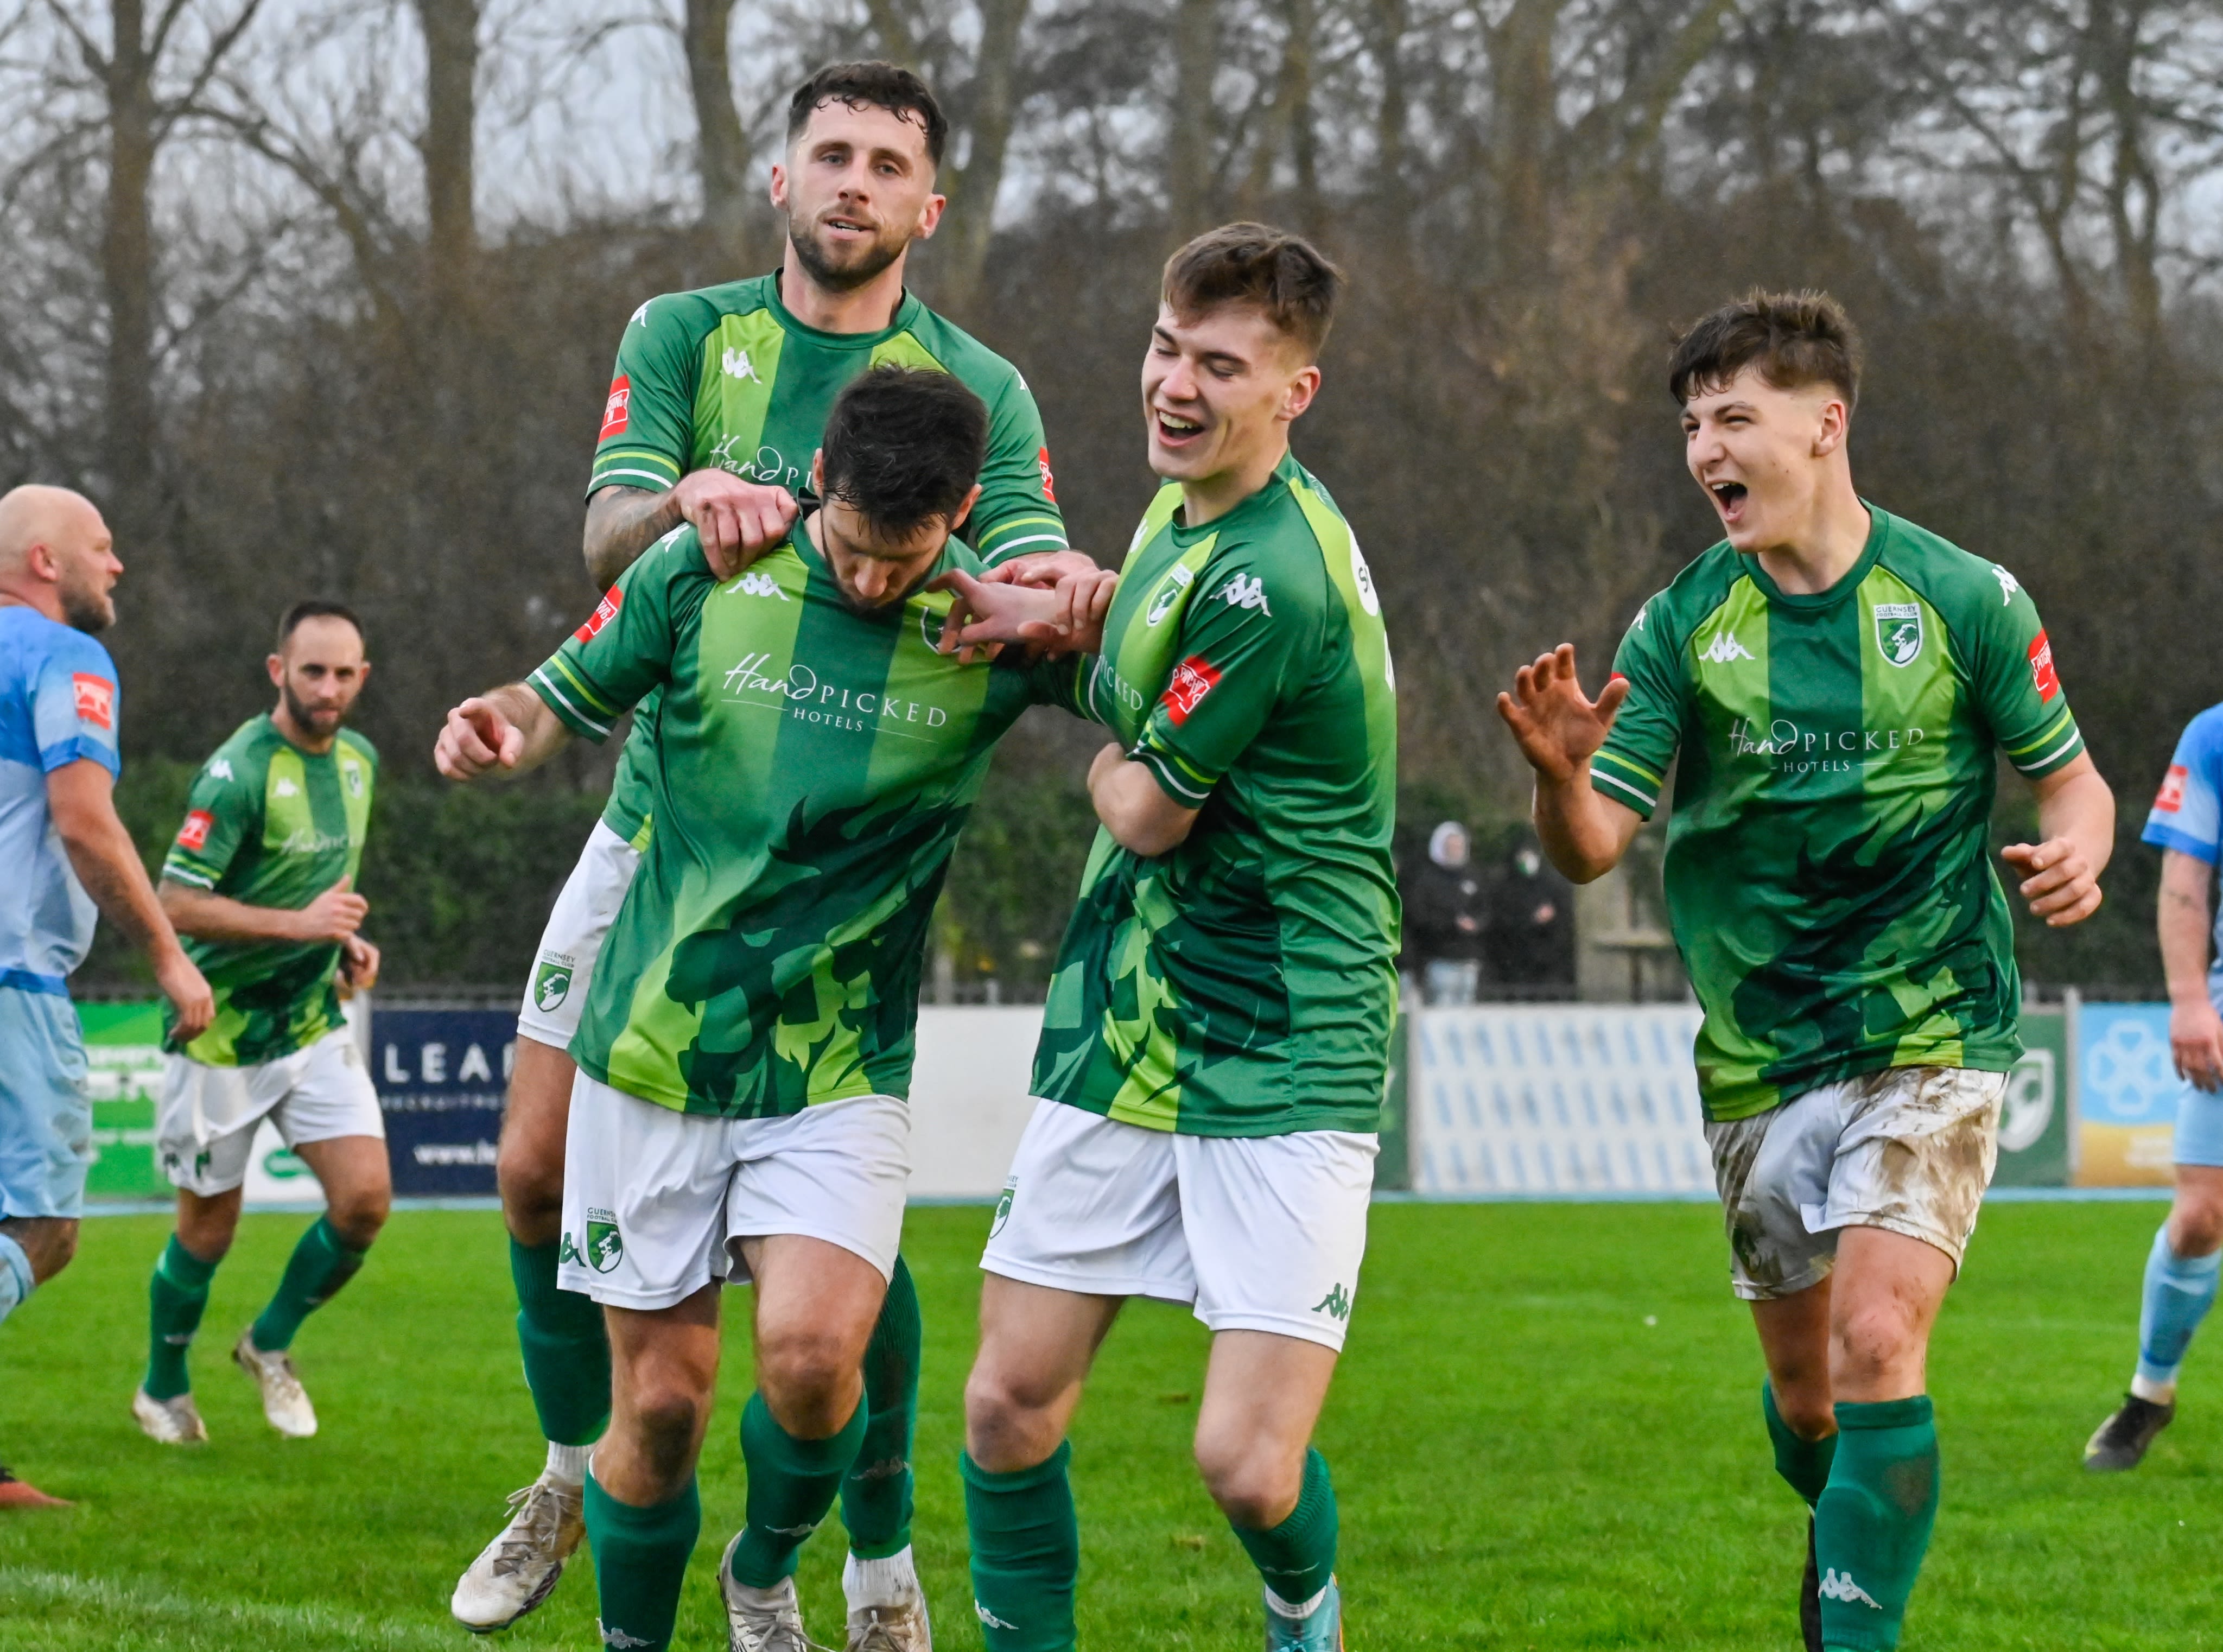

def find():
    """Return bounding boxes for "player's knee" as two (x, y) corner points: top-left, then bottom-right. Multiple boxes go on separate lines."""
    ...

(962, 1362), (1061, 1466)
(1194, 1438), (1301, 1530)
(326, 1186), (390, 1248)
(496, 1129), (564, 1224)
(12, 1218), (79, 1283)
(1832, 1302), (1920, 1387)
(2171, 1192), (2223, 1257)
(1774, 1387), (1836, 1441)
(755, 1326), (859, 1421)
(625, 1385), (708, 1478)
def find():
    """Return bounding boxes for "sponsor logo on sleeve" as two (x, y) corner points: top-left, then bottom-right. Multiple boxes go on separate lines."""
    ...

(2156, 764), (2189, 813)
(1992, 564), (2022, 605)
(1161, 656), (1221, 726)
(2028, 631), (2060, 701)
(576, 585), (623, 642)
(1037, 446), (1057, 501)
(177, 810), (214, 852)
(72, 672), (113, 729)
(1214, 571), (1272, 615)
(599, 374), (631, 440)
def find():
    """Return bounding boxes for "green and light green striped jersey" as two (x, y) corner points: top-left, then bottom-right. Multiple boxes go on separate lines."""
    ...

(1030, 453), (1401, 1138)
(1595, 506), (2086, 1122)
(158, 715), (377, 1064)
(588, 274), (1067, 847)
(530, 519), (1073, 1116)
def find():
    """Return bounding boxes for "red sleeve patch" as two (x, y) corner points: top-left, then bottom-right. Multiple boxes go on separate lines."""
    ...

(2028, 632), (2060, 702)
(2157, 764), (2189, 813)
(176, 809), (213, 852)
(599, 375), (631, 441)
(1160, 657), (1221, 726)
(72, 673), (113, 729)
(575, 585), (623, 643)
(1037, 446), (1057, 502)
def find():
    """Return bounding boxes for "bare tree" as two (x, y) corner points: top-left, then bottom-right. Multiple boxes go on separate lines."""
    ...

(412, 0), (475, 307)
(683, 0), (754, 261)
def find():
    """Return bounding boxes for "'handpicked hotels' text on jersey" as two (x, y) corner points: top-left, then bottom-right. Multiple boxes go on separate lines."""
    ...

(161, 715), (378, 1065)
(531, 522), (1073, 1117)
(1030, 454), (1400, 1138)
(1595, 506), (2085, 1122)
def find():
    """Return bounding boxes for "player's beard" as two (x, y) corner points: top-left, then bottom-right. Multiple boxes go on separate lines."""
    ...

(787, 208), (910, 294)
(56, 566), (115, 634)
(281, 681), (346, 739)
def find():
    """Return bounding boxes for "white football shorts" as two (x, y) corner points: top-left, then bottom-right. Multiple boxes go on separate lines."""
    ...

(980, 1099), (1378, 1352)
(1704, 1064), (2007, 1300)
(515, 819), (642, 1049)
(558, 1075), (910, 1311)
(157, 1020), (384, 1197)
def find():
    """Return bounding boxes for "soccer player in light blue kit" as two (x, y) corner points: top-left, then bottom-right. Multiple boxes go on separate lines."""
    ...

(2086, 703), (2223, 1469)
(0, 484), (212, 1505)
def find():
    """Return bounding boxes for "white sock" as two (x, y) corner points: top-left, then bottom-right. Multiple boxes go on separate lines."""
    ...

(2131, 1371), (2178, 1405)
(545, 1440), (593, 1485)
(1265, 1584), (1328, 1621)
(0, 1235), (31, 1327)
(844, 1545), (920, 1608)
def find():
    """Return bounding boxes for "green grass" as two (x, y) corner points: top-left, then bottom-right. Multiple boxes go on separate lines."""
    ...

(0, 1200), (2212, 1648)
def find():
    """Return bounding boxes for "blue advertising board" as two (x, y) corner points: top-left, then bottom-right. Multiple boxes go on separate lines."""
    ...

(373, 1008), (513, 1196)
(2075, 1001), (2181, 1186)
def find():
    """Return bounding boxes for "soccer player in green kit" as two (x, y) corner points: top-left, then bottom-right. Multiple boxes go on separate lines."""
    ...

(954, 226), (1396, 1652)
(437, 367), (1110, 1652)
(1497, 292), (2117, 1652)
(134, 602), (385, 1446)
(453, 60), (1089, 1641)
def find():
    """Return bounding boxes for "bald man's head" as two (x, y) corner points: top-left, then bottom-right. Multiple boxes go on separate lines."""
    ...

(0, 486), (119, 633)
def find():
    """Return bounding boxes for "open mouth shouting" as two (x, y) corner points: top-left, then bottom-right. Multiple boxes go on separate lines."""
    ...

(1707, 479), (1749, 526)
(1153, 409), (1205, 449)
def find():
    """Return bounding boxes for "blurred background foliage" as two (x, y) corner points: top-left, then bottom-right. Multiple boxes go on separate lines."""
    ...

(12, 0), (2221, 994)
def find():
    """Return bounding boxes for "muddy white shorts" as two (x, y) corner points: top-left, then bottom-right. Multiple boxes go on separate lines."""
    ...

(558, 1075), (910, 1310)
(516, 820), (642, 1049)
(1704, 1065), (2007, 1301)
(157, 1021), (384, 1196)
(980, 1098), (1378, 1351)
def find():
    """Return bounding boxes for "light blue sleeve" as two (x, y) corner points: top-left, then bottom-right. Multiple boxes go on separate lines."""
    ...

(32, 630), (120, 778)
(2143, 706), (2223, 865)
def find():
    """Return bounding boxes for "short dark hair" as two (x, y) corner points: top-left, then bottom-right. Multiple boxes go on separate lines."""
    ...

(820, 366), (988, 539)
(1667, 289), (1864, 410)
(786, 61), (947, 168)
(1161, 223), (1345, 359)
(277, 599), (364, 652)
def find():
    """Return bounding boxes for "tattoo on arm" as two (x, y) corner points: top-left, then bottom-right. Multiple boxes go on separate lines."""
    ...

(584, 486), (682, 587)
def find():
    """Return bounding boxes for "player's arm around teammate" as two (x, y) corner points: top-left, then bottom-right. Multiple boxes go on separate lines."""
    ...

(133, 605), (385, 1448)
(2085, 715), (2223, 1470)
(1500, 293), (2111, 1652)
(959, 228), (1393, 1652)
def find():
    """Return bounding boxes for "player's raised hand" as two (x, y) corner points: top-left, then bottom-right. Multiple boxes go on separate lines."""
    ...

(295, 874), (370, 944)
(155, 950), (214, 1041)
(437, 696), (525, 780)
(1496, 644), (1631, 783)
(2000, 838), (2103, 928)
(672, 470), (797, 578)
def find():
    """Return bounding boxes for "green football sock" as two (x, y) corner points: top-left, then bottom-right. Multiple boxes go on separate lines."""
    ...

(145, 1236), (218, 1401)
(962, 1443), (1079, 1652)
(249, 1216), (366, 1352)
(1815, 1396), (1940, 1651)
(1763, 1380), (1838, 1508)
(583, 1469), (700, 1652)
(727, 1389), (868, 1587)
(1230, 1447), (1339, 1610)
(842, 1253), (921, 1559)
(512, 1235), (611, 1446)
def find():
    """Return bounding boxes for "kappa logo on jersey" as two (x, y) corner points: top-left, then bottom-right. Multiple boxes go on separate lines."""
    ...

(2028, 631), (2060, 701)
(577, 585), (623, 642)
(629, 300), (651, 327)
(1312, 1282), (1353, 1321)
(72, 672), (113, 729)
(1700, 630), (1754, 664)
(1161, 656), (1221, 726)
(2156, 764), (2189, 813)
(599, 374), (631, 439)
(1817, 1569), (1882, 1610)
(729, 570), (788, 600)
(1873, 602), (1924, 667)
(722, 345), (760, 383)
(274, 777), (300, 798)
(1145, 563), (1195, 626)
(1215, 572), (1272, 615)
(177, 810), (214, 852)
(585, 1208), (624, 1273)
(207, 757), (233, 781)
(1992, 564), (2022, 605)
(1037, 444), (1057, 501)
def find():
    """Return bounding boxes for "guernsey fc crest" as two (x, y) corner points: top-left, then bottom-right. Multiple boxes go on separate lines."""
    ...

(1145, 563), (1195, 626)
(1873, 603), (1923, 668)
(585, 1209), (624, 1273)
(533, 958), (573, 1012)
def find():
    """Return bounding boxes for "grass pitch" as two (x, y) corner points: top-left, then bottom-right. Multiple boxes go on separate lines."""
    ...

(0, 1199), (2213, 1649)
